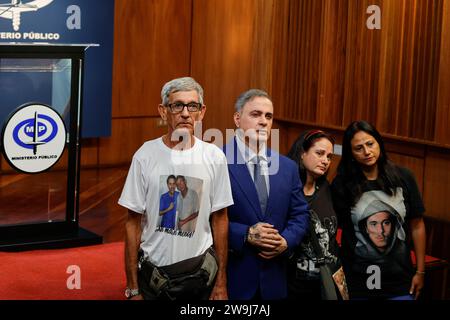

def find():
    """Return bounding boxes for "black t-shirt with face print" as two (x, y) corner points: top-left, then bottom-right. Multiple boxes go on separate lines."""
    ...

(331, 166), (425, 299)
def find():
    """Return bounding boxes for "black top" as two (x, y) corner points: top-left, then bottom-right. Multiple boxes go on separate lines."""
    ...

(288, 179), (341, 296)
(331, 166), (425, 299)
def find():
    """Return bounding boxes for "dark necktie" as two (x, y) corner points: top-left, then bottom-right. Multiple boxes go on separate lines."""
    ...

(253, 156), (268, 215)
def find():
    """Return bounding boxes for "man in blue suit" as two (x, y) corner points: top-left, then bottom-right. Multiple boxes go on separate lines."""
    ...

(224, 89), (309, 300)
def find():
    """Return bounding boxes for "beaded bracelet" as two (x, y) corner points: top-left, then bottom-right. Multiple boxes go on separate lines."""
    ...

(416, 270), (425, 275)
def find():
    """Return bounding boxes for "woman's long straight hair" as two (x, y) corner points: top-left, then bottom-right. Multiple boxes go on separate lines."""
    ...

(337, 121), (403, 204)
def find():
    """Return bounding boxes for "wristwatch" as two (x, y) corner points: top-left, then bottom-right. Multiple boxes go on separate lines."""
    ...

(125, 287), (140, 299)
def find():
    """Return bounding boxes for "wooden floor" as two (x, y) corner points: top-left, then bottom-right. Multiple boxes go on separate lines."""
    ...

(78, 167), (128, 243)
(0, 166), (129, 244)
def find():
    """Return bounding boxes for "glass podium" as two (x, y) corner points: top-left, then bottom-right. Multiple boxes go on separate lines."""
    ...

(0, 43), (102, 251)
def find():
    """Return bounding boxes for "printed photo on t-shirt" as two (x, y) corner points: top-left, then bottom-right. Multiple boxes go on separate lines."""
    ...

(351, 189), (408, 266)
(296, 210), (338, 277)
(157, 174), (203, 237)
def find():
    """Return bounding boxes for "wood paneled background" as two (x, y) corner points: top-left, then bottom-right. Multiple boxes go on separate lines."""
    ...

(3, 0), (450, 221)
(103, 0), (450, 221)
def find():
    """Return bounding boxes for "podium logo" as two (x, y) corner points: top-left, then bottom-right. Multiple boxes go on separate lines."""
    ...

(13, 112), (58, 153)
(2, 103), (66, 174)
(0, 0), (54, 31)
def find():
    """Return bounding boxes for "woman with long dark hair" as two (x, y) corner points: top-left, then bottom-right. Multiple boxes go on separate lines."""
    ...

(287, 130), (347, 300)
(331, 120), (426, 300)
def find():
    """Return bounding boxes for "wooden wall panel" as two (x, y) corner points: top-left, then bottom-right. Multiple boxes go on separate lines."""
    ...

(112, 0), (192, 118)
(190, 0), (275, 137)
(435, 0), (450, 144)
(376, 0), (407, 134)
(270, 0), (290, 118)
(407, 0), (442, 140)
(272, 0), (446, 145)
(272, 0), (324, 122)
(392, 0), (416, 137)
(98, 117), (166, 166)
(423, 150), (450, 220)
(342, 0), (382, 127)
(387, 153), (425, 193)
(100, 0), (193, 166)
(249, 1), (277, 92)
(316, 0), (348, 126)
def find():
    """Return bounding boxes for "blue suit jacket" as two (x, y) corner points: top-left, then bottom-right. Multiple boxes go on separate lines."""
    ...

(224, 138), (309, 300)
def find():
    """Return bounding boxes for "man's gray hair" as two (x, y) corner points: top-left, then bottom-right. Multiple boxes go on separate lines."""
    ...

(161, 77), (204, 105)
(235, 89), (272, 113)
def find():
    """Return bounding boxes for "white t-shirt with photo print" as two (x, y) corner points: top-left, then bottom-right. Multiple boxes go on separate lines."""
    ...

(118, 136), (233, 266)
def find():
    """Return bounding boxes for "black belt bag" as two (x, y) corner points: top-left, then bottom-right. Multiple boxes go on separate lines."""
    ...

(139, 247), (218, 300)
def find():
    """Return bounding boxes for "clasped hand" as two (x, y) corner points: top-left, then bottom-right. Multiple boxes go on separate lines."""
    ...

(247, 222), (287, 259)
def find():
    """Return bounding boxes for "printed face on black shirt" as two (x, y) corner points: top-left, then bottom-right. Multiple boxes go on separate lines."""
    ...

(352, 190), (407, 260)
(365, 211), (393, 252)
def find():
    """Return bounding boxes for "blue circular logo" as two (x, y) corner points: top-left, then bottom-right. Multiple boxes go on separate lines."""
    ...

(2, 103), (67, 174)
(12, 114), (58, 150)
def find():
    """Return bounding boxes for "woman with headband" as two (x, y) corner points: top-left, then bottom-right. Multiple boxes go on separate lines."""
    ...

(286, 130), (347, 300)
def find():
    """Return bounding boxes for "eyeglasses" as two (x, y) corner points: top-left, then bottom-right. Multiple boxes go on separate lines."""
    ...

(165, 102), (202, 114)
